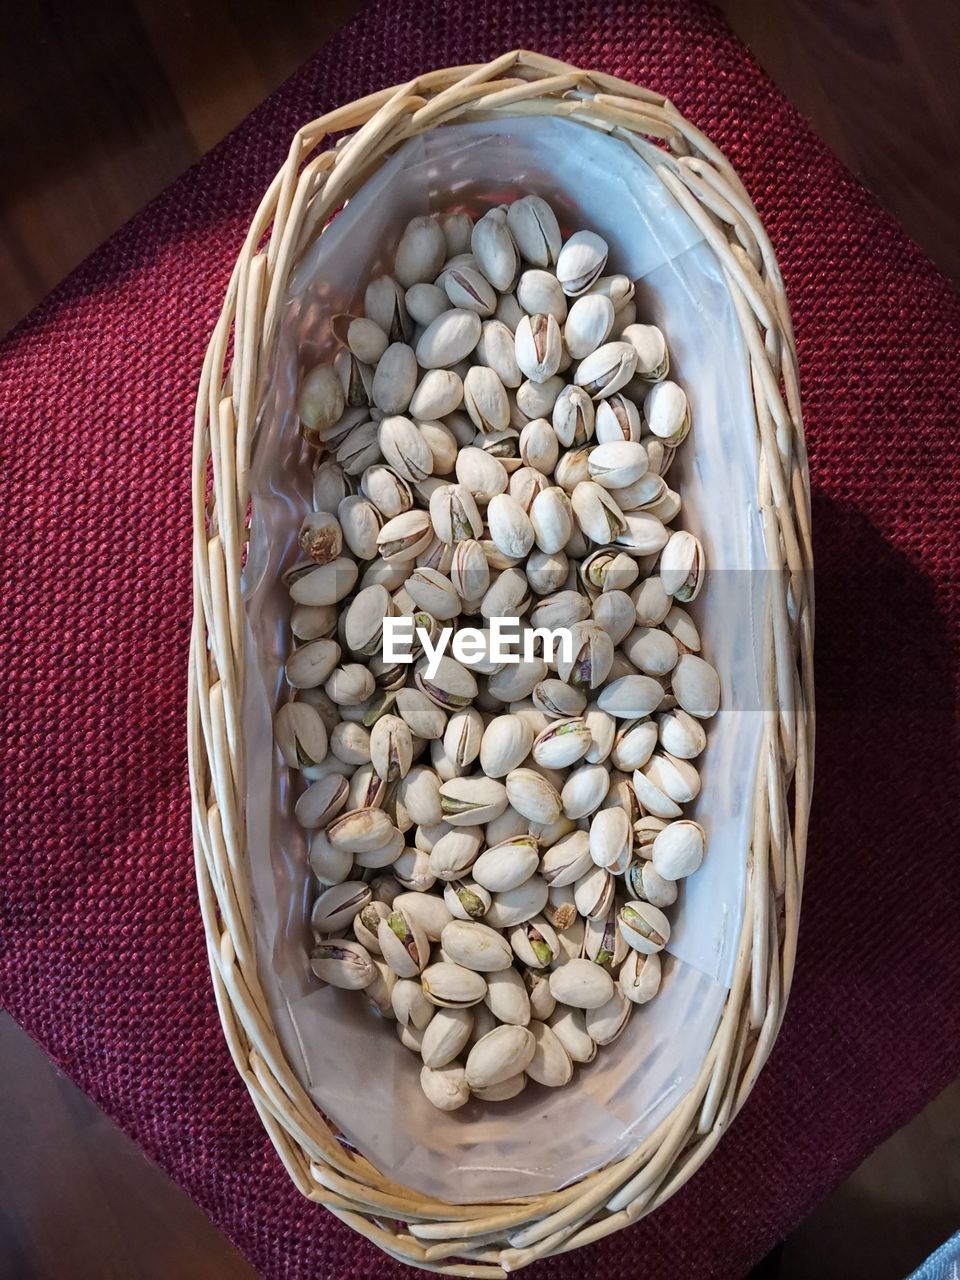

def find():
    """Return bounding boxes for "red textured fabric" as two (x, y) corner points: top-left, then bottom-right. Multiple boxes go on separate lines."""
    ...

(1, 2), (959, 1277)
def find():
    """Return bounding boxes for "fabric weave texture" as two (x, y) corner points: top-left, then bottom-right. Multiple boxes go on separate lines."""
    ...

(1, 1), (959, 1277)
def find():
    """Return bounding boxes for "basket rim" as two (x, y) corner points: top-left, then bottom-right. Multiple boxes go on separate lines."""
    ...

(188, 48), (814, 1275)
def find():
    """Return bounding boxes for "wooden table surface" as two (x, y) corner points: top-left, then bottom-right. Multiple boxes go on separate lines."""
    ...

(2, 2), (958, 1277)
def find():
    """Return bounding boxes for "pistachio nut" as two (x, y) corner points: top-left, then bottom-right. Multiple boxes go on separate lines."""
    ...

(556, 230), (608, 296)
(274, 701), (329, 769)
(620, 323), (669, 382)
(415, 656), (478, 710)
(439, 776), (508, 825)
(563, 292), (615, 360)
(516, 374), (565, 419)
(288, 557), (359, 606)
(585, 990), (632, 1046)
(428, 827), (483, 881)
(463, 364), (510, 433)
(310, 940), (376, 990)
(394, 215), (446, 287)
(298, 363), (345, 432)
(551, 383), (595, 449)
(618, 948), (662, 1004)
(504, 768), (561, 825)
(671, 654), (720, 718)
(657, 708), (707, 759)
(479, 715), (535, 778)
(420, 1006), (474, 1069)
(506, 196), (562, 267)
(611, 718), (659, 772)
(416, 308), (482, 369)
(618, 900), (671, 954)
(544, 1011), (594, 1070)
(516, 269), (567, 323)
(443, 877), (492, 922)
(455, 446), (509, 502)
(405, 281), (449, 327)
(471, 208), (520, 292)
(575, 341), (638, 399)
(472, 835), (540, 893)
(486, 493), (535, 559)
(659, 529), (705, 602)
(483, 876), (549, 930)
(556, 620), (615, 689)
(326, 813), (397, 864)
(294, 773), (350, 829)
(548, 957), (614, 1009)
(421, 961), (488, 1008)
(652, 819), (706, 879)
(465, 1024), (536, 1089)
(643, 380), (691, 445)
(440, 919), (514, 972)
(392, 976), (435, 1029)
(308, 830), (353, 886)
(420, 1062), (470, 1111)
(531, 717), (592, 769)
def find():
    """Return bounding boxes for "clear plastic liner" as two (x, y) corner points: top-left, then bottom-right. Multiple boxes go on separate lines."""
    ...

(240, 117), (766, 1202)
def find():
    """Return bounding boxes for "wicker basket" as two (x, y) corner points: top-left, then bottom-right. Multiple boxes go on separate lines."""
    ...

(189, 50), (814, 1274)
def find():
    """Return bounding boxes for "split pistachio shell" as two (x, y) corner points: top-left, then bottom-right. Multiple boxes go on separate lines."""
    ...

(532, 718), (592, 769)
(515, 313), (563, 383)
(548, 957), (615, 1009)
(311, 881), (371, 934)
(552, 384), (595, 448)
(621, 323), (669, 381)
(658, 708), (707, 758)
(471, 209), (520, 292)
(274, 702), (329, 768)
(611, 718), (659, 772)
(509, 916), (560, 968)
(595, 393), (643, 445)
(619, 949), (662, 1004)
(507, 196), (561, 267)
(540, 829), (593, 887)
(505, 768), (561, 825)
(575, 342), (638, 399)
(622, 626), (679, 676)
(627, 858), (677, 908)
(311, 940), (376, 990)
(378, 908), (430, 978)
(618, 899), (671, 953)
(463, 364), (510, 433)
(393, 891), (453, 942)
(295, 774), (350, 829)
(659, 530), (705, 602)
(394, 216), (446, 287)
(439, 776), (508, 825)
(556, 230), (608, 296)
(444, 877), (492, 922)
(588, 441), (648, 490)
(533, 680), (587, 720)
(392, 977), (435, 1029)
(309, 831), (352, 886)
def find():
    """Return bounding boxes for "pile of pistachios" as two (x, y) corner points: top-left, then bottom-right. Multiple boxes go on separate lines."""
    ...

(276, 197), (721, 1110)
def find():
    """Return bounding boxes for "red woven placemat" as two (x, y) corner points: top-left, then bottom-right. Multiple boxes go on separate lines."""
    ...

(2, 2), (958, 1277)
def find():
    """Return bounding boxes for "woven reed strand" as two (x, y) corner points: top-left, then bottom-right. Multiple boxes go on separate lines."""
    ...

(188, 50), (814, 1274)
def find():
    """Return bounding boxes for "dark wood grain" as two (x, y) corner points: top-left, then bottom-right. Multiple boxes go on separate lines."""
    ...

(715, 0), (960, 281)
(0, 1013), (255, 1280)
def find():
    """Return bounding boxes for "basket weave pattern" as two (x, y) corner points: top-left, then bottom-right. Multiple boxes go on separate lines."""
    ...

(189, 51), (814, 1274)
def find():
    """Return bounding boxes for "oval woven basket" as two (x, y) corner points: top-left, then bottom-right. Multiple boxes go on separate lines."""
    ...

(189, 50), (814, 1274)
